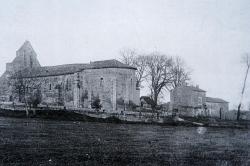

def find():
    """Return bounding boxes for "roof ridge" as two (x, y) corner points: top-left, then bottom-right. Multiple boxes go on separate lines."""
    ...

(10, 59), (136, 78)
(206, 96), (228, 103)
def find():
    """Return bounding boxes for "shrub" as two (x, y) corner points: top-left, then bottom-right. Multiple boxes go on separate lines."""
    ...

(91, 97), (102, 110)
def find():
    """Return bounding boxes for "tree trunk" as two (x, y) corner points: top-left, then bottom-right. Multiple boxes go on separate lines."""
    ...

(24, 95), (29, 117)
(152, 92), (158, 112)
(237, 103), (241, 121)
(238, 59), (250, 121)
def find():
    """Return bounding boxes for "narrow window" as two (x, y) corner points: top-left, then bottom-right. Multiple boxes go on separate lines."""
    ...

(24, 53), (27, 66)
(66, 79), (69, 91)
(49, 84), (52, 90)
(30, 55), (33, 68)
(198, 97), (202, 106)
(100, 77), (103, 86)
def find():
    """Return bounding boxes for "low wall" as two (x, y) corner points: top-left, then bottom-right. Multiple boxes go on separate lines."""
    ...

(0, 103), (165, 123)
(1, 102), (249, 122)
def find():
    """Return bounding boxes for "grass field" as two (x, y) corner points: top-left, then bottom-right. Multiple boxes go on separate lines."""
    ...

(0, 116), (249, 165)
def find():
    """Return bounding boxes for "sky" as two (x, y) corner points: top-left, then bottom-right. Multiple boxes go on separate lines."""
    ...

(0, 0), (250, 109)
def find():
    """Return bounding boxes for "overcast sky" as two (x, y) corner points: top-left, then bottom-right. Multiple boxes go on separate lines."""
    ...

(0, 0), (250, 109)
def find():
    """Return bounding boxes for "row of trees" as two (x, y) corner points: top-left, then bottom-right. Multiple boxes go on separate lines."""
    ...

(120, 49), (191, 109)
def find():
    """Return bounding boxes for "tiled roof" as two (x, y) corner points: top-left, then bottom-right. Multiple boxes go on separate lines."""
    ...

(12, 64), (88, 78)
(11, 59), (136, 78)
(88, 59), (136, 70)
(205, 97), (228, 103)
(184, 86), (206, 92)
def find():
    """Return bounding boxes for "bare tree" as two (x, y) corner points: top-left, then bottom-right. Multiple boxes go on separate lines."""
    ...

(120, 48), (137, 66)
(10, 70), (42, 116)
(120, 49), (147, 87)
(167, 56), (191, 90)
(120, 49), (192, 110)
(237, 53), (250, 120)
(145, 53), (173, 109)
(133, 55), (148, 87)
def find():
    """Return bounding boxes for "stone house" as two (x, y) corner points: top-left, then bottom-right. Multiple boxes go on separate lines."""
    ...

(170, 85), (229, 117)
(0, 41), (140, 112)
(170, 85), (206, 116)
(205, 97), (229, 118)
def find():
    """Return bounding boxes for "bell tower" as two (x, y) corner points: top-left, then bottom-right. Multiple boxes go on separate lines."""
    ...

(6, 40), (41, 73)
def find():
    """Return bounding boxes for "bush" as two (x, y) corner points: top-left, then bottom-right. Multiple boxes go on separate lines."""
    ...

(91, 97), (102, 110)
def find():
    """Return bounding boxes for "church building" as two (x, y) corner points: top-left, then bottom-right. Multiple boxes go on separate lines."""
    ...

(0, 41), (140, 112)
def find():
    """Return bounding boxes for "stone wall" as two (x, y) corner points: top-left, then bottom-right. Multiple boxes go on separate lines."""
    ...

(206, 102), (229, 118)
(8, 67), (139, 112)
(0, 72), (11, 101)
(9, 74), (75, 107)
(80, 68), (139, 112)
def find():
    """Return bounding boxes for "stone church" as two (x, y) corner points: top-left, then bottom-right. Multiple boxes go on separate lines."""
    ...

(0, 41), (140, 112)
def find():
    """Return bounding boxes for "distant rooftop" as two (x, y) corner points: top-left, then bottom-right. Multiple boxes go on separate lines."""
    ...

(206, 97), (228, 103)
(182, 85), (206, 92)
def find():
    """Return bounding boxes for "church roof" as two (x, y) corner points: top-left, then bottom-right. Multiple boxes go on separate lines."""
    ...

(12, 64), (88, 78)
(205, 97), (228, 103)
(88, 59), (136, 70)
(11, 59), (136, 78)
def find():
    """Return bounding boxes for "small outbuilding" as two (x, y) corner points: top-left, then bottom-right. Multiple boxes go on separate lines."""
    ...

(205, 97), (229, 118)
